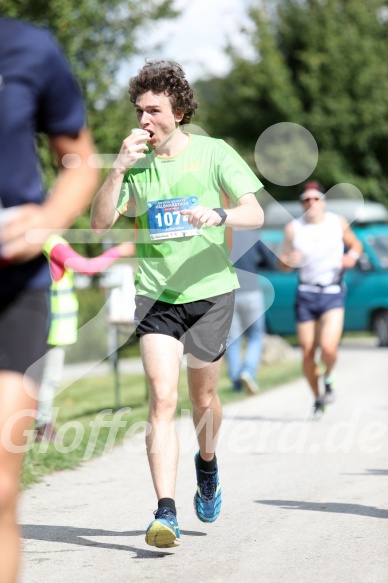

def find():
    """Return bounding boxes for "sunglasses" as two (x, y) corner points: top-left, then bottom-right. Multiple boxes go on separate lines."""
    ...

(302, 197), (321, 203)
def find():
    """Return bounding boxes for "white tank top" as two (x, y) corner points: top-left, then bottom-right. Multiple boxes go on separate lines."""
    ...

(292, 212), (344, 287)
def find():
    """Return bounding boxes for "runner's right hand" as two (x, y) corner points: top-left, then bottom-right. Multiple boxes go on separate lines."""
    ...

(113, 130), (150, 170)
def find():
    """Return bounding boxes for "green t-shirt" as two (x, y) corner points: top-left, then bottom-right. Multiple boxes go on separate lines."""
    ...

(117, 133), (263, 303)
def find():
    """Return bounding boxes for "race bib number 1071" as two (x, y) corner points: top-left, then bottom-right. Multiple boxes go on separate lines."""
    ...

(147, 196), (202, 241)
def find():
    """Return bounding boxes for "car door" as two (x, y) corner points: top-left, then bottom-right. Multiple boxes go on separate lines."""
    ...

(344, 227), (388, 333)
(259, 230), (298, 335)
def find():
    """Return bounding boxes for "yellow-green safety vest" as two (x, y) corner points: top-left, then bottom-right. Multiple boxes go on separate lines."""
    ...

(44, 235), (79, 346)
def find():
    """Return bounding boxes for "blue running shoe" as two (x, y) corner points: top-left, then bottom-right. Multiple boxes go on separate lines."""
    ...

(194, 452), (222, 522)
(145, 507), (180, 548)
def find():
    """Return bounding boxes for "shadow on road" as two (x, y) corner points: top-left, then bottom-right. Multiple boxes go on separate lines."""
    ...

(255, 500), (388, 519)
(21, 524), (206, 558)
(342, 468), (388, 477)
(339, 344), (380, 350)
(223, 415), (306, 423)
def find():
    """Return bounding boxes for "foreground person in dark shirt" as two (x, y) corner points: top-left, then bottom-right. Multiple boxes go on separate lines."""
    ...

(0, 18), (99, 583)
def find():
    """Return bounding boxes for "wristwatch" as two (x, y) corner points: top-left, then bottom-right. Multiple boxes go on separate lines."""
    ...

(213, 207), (227, 226)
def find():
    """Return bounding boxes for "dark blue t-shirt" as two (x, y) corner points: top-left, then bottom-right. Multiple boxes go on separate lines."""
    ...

(231, 229), (277, 291)
(0, 18), (85, 296)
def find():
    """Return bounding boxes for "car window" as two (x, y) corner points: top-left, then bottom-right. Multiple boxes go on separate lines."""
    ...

(367, 235), (388, 269)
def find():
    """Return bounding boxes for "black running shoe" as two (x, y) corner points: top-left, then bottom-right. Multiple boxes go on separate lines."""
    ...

(323, 385), (336, 404)
(312, 399), (325, 420)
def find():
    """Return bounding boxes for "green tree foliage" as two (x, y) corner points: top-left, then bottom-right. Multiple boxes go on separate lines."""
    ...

(195, 0), (388, 202)
(1, 0), (177, 145)
(1, 0), (176, 107)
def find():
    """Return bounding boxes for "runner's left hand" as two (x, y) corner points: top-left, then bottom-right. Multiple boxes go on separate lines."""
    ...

(180, 206), (222, 228)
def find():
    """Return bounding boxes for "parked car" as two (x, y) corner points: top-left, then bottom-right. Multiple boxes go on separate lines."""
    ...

(258, 199), (388, 345)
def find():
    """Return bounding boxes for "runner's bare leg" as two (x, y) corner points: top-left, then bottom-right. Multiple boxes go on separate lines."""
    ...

(0, 372), (37, 583)
(141, 334), (183, 500)
(297, 320), (320, 398)
(319, 308), (344, 376)
(187, 356), (222, 461)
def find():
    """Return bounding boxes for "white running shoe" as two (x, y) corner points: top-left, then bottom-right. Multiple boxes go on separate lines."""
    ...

(240, 371), (259, 395)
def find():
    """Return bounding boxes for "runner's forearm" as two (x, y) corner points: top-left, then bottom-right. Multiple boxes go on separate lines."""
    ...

(44, 129), (100, 230)
(224, 206), (264, 229)
(224, 198), (264, 229)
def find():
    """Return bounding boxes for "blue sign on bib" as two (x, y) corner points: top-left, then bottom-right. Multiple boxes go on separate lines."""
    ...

(147, 196), (202, 241)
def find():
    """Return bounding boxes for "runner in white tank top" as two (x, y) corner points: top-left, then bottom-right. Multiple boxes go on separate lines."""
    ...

(293, 211), (344, 291)
(278, 181), (362, 418)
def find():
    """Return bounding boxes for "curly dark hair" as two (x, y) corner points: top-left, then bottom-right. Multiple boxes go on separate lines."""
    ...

(128, 60), (198, 125)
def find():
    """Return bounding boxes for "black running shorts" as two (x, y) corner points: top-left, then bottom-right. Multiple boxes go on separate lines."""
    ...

(134, 292), (235, 362)
(0, 289), (50, 383)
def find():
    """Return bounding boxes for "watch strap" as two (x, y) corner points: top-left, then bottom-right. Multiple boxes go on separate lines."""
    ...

(213, 207), (227, 226)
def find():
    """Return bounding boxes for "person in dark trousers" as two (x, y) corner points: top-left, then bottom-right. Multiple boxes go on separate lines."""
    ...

(91, 60), (264, 548)
(0, 18), (99, 583)
(225, 229), (272, 395)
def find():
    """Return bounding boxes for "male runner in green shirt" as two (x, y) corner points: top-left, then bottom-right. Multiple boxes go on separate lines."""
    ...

(91, 60), (264, 548)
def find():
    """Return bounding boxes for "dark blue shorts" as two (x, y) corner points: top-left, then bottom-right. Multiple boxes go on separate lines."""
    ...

(295, 289), (346, 323)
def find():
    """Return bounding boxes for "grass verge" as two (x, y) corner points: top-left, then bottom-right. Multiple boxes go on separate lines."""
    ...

(22, 359), (301, 489)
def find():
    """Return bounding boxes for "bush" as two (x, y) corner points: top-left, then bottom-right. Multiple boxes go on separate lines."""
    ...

(66, 286), (141, 363)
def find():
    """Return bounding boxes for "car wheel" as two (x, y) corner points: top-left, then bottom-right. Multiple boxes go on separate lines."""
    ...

(373, 311), (388, 347)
